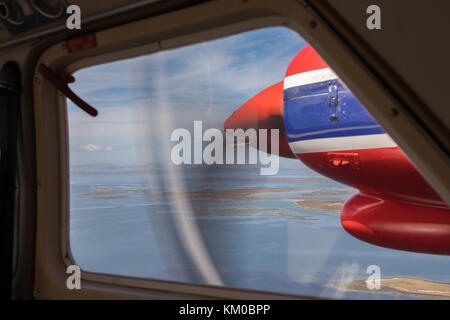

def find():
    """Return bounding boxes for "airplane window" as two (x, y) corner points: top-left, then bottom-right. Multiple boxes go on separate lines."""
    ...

(67, 27), (450, 299)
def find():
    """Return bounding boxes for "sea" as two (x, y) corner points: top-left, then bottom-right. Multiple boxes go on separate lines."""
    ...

(69, 161), (450, 299)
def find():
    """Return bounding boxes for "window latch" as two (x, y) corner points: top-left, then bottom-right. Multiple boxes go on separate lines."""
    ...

(38, 64), (98, 117)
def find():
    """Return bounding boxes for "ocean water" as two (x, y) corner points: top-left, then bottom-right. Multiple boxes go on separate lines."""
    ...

(69, 164), (450, 299)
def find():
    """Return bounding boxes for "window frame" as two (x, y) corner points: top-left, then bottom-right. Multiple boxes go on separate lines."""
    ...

(32, 0), (444, 299)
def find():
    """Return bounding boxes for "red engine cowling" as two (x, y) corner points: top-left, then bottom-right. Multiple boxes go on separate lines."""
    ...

(225, 45), (450, 255)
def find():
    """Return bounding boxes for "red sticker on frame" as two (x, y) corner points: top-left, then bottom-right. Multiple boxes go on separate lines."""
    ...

(66, 34), (98, 53)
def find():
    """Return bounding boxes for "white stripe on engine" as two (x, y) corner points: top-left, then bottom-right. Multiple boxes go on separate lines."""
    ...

(288, 133), (397, 154)
(283, 68), (338, 90)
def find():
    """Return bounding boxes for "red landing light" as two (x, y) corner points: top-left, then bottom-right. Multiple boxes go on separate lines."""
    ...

(328, 152), (360, 171)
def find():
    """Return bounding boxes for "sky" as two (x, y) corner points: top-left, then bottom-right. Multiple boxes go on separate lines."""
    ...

(67, 27), (306, 168)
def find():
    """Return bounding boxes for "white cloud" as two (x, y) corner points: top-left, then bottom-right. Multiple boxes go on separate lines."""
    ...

(79, 144), (116, 152)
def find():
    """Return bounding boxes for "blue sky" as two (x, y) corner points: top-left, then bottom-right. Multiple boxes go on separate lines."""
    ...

(68, 27), (306, 167)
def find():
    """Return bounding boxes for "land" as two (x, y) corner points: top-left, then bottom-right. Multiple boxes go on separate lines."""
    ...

(293, 198), (348, 214)
(154, 186), (353, 215)
(77, 188), (149, 196)
(195, 206), (319, 220)
(338, 277), (450, 299)
(77, 185), (355, 216)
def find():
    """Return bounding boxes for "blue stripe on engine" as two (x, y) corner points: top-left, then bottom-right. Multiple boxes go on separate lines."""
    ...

(283, 80), (384, 142)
